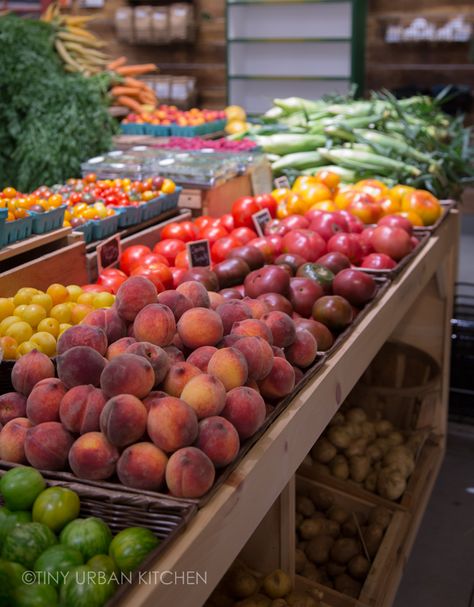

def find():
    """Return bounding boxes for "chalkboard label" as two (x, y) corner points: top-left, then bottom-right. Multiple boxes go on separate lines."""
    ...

(252, 208), (272, 237)
(274, 176), (290, 190)
(187, 239), (211, 268)
(97, 234), (121, 274)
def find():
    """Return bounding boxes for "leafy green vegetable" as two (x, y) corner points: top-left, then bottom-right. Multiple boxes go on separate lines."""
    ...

(0, 15), (116, 191)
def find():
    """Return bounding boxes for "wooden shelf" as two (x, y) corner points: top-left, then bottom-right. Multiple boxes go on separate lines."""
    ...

(0, 227), (72, 264)
(120, 210), (458, 607)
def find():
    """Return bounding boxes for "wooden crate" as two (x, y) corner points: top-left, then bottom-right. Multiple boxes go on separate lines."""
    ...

(0, 232), (87, 295)
(178, 174), (254, 217)
(295, 476), (409, 607)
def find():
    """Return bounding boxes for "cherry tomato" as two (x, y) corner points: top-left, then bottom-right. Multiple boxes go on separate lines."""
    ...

(231, 196), (262, 229)
(153, 239), (186, 265)
(119, 245), (152, 275)
(254, 194), (277, 218)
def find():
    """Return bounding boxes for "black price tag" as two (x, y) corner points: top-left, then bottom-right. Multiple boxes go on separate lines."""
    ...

(252, 208), (272, 237)
(97, 234), (121, 274)
(187, 239), (211, 268)
(274, 175), (290, 190)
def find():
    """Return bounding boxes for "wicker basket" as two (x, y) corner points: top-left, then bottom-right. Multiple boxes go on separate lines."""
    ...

(346, 340), (441, 431)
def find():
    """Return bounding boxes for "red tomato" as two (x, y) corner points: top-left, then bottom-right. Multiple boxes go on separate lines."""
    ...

(255, 194), (277, 218)
(231, 227), (258, 244)
(81, 284), (105, 293)
(144, 262), (173, 289)
(96, 273), (126, 294)
(211, 236), (243, 263)
(198, 225), (229, 245)
(231, 196), (262, 229)
(180, 221), (198, 241)
(100, 268), (127, 278)
(161, 221), (196, 242)
(194, 216), (218, 232)
(139, 253), (170, 269)
(170, 267), (187, 288)
(174, 249), (190, 269)
(130, 266), (165, 292)
(153, 239), (186, 265)
(119, 245), (152, 275)
(219, 214), (235, 232)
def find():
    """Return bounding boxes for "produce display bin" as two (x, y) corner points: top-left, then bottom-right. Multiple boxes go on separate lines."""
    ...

(29, 205), (67, 234)
(111, 204), (142, 228)
(139, 187), (181, 222)
(121, 120), (226, 138)
(75, 213), (122, 244)
(120, 123), (146, 136)
(0, 214), (34, 248)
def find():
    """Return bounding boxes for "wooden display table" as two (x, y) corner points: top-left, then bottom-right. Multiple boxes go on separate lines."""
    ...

(122, 210), (458, 607)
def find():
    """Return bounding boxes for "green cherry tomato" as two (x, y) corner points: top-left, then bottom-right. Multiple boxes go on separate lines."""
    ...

(33, 487), (80, 533)
(0, 467), (46, 511)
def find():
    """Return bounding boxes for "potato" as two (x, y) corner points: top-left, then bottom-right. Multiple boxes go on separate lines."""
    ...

(330, 538), (360, 564)
(236, 594), (272, 607)
(349, 455), (371, 483)
(207, 590), (234, 607)
(295, 548), (307, 573)
(327, 505), (350, 525)
(270, 600), (287, 607)
(366, 444), (383, 462)
(334, 573), (362, 598)
(364, 471), (377, 493)
(386, 431), (404, 447)
(360, 421), (377, 442)
(311, 438), (337, 464)
(263, 569), (292, 599)
(311, 462), (331, 476)
(348, 554), (370, 580)
(327, 427), (351, 449)
(300, 518), (327, 540)
(228, 569), (260, 599)
(328, 412), (345, 427)
(383, 446), (415, 478)
(373, 438), (391, 454)
(302, 561), (325, 583)
(302, 455), (313, 467)
(296, 495), (315, 517)
(344, 422), (362, 440)
(345, 407), (367, 424)
(325, 519), (340, 538)
(298, 540), (307, 551)
(344, 437), (368, 458)
(405, 431), (425, 454)
(375, 420), (393, 437)
(295, 512), (304, 529)
(286, 590), (320, 607)
(363, 523), (384, 557)
(327, 561), (346, 576)
(309, 487), (334, 511)
(305, 535), (334, 564)
(341, 518), (357, 537)
(368, 506), (392, 530)
(377, 467), (407, 500)
(330, 455), (349, 480)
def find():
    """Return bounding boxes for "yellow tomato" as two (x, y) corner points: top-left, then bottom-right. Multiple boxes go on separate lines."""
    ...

(13, 287), (38, 307)
(276, 202), (290, 219)
(292, 175), (318, 193)
(48, 194), (63, 209)
(71, 304), (93, 325)
(389, 184), (415, 206)
(5, 321), (33, 344)
(0, 298), (15, 322)
(286, 193), (306, 215)
(298, 183), (332, 209)
(31, 332), (57, 357)
(354, 179), (389, 202)
(31, 292), (53, 313)
(2, 187), (16, 199)
(77, 292), (95, 307)
(50, 304), (72, 324)
(310, 200), (337, 212)
(93, 293), (115, 309)
(401, 190), (441, 226)
(315, 169), (340, 191)
(0, 315), (22, 336)
(334, 188), (358, 210)
(0, 336), (18, 360)
(225, 105), (246, 122)
(46, 283), (69, 305)
(396, 211), (424, 227)
(66, 285), (83, 302)
(271, 188), (291, 204)
(18, 341), (38, 356)
(379, 197), (401, 216)
(161, 179), (176, 194)
(37, 317), (60, 338)
(59, 323), (72, 336)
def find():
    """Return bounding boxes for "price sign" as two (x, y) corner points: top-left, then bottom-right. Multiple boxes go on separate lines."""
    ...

(187, 239), (211, 268)
(97, 234), (121, 274)
(273, 175), (290, 190)
(252, 208), (272, 237)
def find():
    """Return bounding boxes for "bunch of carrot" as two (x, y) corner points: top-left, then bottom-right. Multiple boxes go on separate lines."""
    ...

(107, 57), (158, 112)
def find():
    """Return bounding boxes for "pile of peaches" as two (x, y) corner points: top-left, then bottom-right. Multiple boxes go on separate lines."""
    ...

(0, 275), (326, 499)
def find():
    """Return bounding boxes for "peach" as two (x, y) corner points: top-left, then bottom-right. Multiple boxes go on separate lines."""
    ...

(258, 358), (295, 400)
(233, 336), (273, 381)
(262, 311), (296, 348)
(26, 378), (67, 425)
(293, 366), (304, 384)
(117, 442), (168, 490)
(0, 392), (26, 424)
(24, 421), (74, 470)
(157, 290), (193, 321)
(68, 431), (119, 480)
(163, 346), (185, 364)
(100, 394), (148, 447)
(242, 297), (270, 319)
(177, 308), (224, 349)
(57, 325), (107, 356)
(245, 378), (260, 392)
(162, 362), (201, 397)
(208, 292), (225, 310)
(165, 447), (215, 498)
(216, 301), (253, 335)
(12, 350), (55, 396)
(143, 390), (167, 412)
(100, 353), (154, 399)
(125, 342), (170, 385)
(57, 346), (107, 389)
(180, 374), (226, 419)
(222, 387), (266, 439)
(272, 346), (285, 358)
(218, 334), (242, 349)
(0, 417), (32, 463)
(133, 303), (176, 346)
(172, 333), (185, 351)
(84, 308), (126, 344)
(115, 276), (157, 322)
(127, 324), (135, 338)
(231, 319), (273, 344)
(186, 346), (217, 372)
(147, 396), (198, 453)
(196, 416), (240, 468)
(207, 348), (248, 391)
(106, 337), (136, 360)
(285, 329), (318, 368)
(59, 385), (106, 434)
(176, 281), (210, 308)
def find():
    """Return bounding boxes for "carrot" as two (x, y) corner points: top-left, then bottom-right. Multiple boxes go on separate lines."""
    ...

(117, 95), (143, 113)
(139, 92), (157, 105)
(107, 56), (127, 70)
(123, 77), (148, 89)
(111, 86), (142, 98)
(116, 63), (157, 76)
